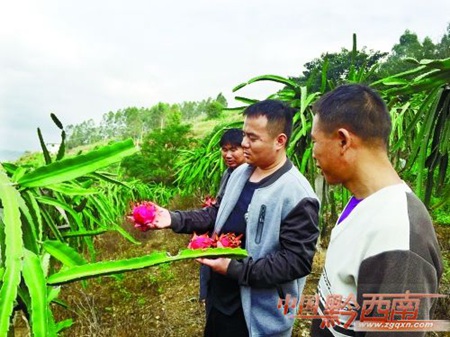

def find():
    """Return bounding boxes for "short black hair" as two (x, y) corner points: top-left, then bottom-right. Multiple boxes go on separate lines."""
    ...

(219, 128), (243, 147)
(243, 99), (294, 144)
(312, 84), (391, 146)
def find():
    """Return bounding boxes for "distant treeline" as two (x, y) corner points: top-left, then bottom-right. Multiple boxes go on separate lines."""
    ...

(66, 93), (227, 149)
(66, 24), (450, 149)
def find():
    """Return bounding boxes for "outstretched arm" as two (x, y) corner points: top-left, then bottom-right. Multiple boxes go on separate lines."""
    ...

(149, 202), (219, 234)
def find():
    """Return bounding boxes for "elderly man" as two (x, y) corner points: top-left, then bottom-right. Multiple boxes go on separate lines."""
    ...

(310, 84), (443, 337)
(150, 99), (320, 337)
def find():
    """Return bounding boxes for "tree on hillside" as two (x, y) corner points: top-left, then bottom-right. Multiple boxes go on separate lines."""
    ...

(146, 102), (169, 130)
(436, 23), (450, 59)
(205, 101), (224, 119)
(121, 118), (196, 184)
(65, 94), (231, 149)
(100, 110), (127, 139)
(203, 93), (228, 119)
(291, 47), (387, 93)
(122, 107), (146, 143)
(378, 25), (450, 77)
(289, 25), (449, 95)
(178, 101), (198, 120)
(66, 119), (103, 148)
(216, 92), (228, 107)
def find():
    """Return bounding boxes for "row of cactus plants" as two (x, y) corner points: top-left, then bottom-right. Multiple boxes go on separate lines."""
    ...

(0, 117), (247, 336)
(175, 42), (449, 231)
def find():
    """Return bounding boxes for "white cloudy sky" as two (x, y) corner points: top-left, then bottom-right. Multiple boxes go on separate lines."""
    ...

(1, 0), (449, 153)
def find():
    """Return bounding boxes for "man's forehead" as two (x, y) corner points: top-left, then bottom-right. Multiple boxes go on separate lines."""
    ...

(243, 115), (268, 128)
(311, 115), (327, 139)
(311, 115), (322, 131)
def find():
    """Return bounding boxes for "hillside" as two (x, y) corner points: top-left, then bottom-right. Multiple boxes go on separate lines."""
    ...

(8, 109), (244, 164)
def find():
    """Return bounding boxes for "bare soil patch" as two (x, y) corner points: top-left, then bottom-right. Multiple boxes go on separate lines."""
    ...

(47, 223), (449, 337)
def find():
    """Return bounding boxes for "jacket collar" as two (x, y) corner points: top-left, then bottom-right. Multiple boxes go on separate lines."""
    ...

(248, 157), (293, 188)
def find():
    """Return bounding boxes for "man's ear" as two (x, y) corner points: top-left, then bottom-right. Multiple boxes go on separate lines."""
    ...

(276, 133), (288, 149)
(337, 128), (352, 153)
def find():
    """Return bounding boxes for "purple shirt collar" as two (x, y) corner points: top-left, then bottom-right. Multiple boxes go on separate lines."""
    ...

(337, 196), (363, 224)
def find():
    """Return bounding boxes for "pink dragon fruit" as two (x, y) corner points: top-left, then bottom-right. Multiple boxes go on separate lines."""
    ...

(129, 201), (157, 232)
(188, 232), (215, 249)
(187, 232), (243, 249)
(215, 233), (243, 248)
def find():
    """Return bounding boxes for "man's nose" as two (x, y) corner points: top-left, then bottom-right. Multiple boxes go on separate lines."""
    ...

(241, 137), (249, 148)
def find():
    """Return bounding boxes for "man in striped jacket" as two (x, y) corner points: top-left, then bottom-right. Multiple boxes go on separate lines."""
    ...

(310, 84), (443, 337)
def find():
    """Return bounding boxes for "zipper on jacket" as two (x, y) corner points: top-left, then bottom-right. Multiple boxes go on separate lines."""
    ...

(255, 204), (266, 244)
(276, 284), (285, 300)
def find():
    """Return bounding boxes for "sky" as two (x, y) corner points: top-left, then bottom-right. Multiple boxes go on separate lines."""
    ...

(1, 0), (449, 154)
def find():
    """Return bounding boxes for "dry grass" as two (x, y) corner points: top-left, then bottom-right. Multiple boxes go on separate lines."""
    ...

(51, 223), (324, 337)
(40, 202), (450, 337)
(50, 224), (450, 337)
(189, 110), (243, 139)
(54, 229), (206, 337)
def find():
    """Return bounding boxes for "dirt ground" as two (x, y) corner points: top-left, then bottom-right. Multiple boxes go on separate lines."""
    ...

(12, 210), (449, 337)
(49, 224), (449, 337)
(49, 224), (321, 337)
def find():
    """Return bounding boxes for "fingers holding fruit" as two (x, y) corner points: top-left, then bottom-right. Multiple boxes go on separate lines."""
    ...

(128, 201), (171, 231)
